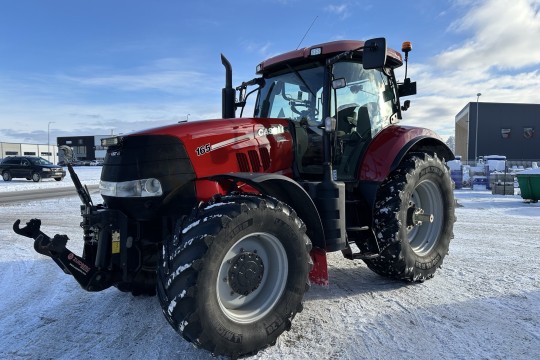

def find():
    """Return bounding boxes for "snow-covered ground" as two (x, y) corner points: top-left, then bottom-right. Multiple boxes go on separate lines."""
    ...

(0, 168), (538, 359)
(0, 166), (101, 193)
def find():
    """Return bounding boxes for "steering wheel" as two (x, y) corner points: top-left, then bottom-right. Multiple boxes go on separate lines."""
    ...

(291, 101), (319, 118)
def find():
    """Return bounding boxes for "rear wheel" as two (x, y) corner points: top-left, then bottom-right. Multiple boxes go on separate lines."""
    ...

(157, 194), (312, 358)
(31, 172), (41, 182)
(2, 171), (12, 181)
(364, 153), (455, 281)
(54, 177), (63, 181)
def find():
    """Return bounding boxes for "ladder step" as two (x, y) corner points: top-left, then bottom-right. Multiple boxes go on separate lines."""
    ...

(346, 226), (369, 232)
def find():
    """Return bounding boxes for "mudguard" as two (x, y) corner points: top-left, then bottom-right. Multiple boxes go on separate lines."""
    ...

(359, 125), (454, 182)
(205, 172), (326, 250)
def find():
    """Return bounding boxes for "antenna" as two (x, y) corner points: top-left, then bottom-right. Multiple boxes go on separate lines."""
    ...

(296, 16), (318, 50)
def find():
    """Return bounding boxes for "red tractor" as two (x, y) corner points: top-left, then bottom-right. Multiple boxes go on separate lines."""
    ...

(14, 38), (455, 358)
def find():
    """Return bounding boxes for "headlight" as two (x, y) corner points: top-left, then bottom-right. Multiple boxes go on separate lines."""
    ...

(42, 168), (51, 172)
(99, 178), (163, 197)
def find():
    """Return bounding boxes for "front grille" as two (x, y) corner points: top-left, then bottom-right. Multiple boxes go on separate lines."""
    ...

(101, 135), (196, 220)
(236, 149), (271, 173)
(236, 153), (250, 172)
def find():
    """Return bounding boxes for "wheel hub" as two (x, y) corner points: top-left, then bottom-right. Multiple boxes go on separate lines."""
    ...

(227, 252), (264, 296)
(406, 202), (434, 230)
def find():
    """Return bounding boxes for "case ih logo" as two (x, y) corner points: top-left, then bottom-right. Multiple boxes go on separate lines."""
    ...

(523, 127), (535, 139)
(257, 125), (285, 137)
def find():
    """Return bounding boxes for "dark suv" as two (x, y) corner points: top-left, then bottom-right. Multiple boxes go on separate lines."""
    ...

(0, 156), (66, 182)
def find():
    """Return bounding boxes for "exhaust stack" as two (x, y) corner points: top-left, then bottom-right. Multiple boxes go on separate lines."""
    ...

(221, 54), (236, 119)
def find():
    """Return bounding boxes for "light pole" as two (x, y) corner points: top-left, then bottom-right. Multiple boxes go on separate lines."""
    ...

(47, 121), (55, 162)
(186, 113), (190, 121)
(474, 93), (481, 163)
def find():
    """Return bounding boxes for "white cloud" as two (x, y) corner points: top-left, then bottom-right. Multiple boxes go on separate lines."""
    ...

(325, 4), (350, 19)
(437, 0), (540, 70)
(396, 0), (540, 139)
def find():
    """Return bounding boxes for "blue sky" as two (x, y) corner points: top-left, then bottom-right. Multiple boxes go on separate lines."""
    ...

(1, 0), (539, 144)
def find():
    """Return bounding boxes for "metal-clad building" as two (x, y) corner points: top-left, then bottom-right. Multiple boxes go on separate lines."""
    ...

(0, 142), (59, 163)
(57, 135), (109, 162)
(455, 102), (540, 162)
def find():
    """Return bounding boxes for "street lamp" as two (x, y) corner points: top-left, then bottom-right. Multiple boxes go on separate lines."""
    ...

(47, 121), (55, 162)
(474, 93), (481, 163)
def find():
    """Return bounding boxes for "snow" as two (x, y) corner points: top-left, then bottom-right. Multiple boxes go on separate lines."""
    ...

(0, 166), (102, 193)
(0, 169), (539, 359)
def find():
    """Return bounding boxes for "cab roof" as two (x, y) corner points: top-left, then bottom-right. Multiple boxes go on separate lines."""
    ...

(256, 40), (403, 75)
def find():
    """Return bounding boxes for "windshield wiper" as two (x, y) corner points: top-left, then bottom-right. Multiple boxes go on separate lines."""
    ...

(286, 64), (315, 97)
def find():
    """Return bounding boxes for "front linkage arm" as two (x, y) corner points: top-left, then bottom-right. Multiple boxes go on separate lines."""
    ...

(13, 218), (112, 291)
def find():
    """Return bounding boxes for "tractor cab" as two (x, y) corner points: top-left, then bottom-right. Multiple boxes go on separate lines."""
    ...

(250, 39), (410, 181)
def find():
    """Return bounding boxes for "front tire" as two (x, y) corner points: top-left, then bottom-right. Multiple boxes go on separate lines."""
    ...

(157, 194), (312, 358)
(364, 153), (455, 281)
(31, 172), (41, 182)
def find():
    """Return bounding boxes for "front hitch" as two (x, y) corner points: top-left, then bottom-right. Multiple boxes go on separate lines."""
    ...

(13, 218), (112, 292)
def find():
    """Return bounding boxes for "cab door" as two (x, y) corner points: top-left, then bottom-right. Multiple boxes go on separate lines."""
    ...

(330, 62), (396, 181)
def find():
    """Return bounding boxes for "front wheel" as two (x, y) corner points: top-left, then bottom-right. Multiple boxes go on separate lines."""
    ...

(363, 153), (455, 282)
(157, 194), (312, 358)
(31, 172), (41, 182)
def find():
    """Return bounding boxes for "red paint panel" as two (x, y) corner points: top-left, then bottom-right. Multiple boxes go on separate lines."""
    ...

(134, 118), (294, 178)
(309, 247), (328, 286)
(359, 125), (442, 182)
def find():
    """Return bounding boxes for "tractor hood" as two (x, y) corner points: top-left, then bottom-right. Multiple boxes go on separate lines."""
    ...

(131, 117), (294, 178)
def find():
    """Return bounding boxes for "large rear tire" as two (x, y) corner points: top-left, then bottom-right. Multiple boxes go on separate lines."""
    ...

(363, 153), (455, 281)
(157, 194), (312, 358)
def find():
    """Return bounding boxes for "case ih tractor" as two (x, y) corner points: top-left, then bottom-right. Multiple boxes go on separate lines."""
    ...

(14, 38), (455, 358)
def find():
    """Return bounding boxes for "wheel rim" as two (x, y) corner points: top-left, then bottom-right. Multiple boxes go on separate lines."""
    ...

(406, 179), (444, 255)
(2, 172), (9, 180)
(216, 232), (288, 324)
(32, 173), (40, 181)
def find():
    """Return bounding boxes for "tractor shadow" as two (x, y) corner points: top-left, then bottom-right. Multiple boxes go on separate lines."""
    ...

(305, 258), (416, 301)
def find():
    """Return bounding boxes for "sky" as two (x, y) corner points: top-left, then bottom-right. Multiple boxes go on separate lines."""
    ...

(1, 0), (540, 144)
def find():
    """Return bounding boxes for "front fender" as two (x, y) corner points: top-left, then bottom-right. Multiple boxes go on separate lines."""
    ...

(359, 125), (454, 182)
(205, 173), (326, 250)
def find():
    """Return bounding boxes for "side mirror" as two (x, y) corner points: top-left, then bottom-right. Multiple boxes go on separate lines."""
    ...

(362, 38), (387, 69)
(332, 78), (347, 90)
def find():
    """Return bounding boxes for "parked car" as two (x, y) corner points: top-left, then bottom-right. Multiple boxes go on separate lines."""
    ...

(0, 156), (66, 182)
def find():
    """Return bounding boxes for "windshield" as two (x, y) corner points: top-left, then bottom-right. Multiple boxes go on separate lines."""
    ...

(29, 157), (53, 165)
(254, 65), (325, 124)
(253, 62), (396, 136)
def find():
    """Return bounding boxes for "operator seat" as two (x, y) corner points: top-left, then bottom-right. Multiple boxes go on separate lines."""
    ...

(335, 105), (372, 180)
(337, 105), (358, 134)
(356, 106), (371, 139)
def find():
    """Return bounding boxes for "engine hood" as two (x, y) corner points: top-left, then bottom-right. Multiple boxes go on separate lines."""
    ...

(132, 118), (294, 177)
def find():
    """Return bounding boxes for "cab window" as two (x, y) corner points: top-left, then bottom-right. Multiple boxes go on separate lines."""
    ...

(332, 62), (395, 138)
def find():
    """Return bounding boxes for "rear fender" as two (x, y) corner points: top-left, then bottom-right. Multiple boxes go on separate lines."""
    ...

(203, 173), (326, 251)
(357, 125), (454, 210)
(359, 125), (454, 182)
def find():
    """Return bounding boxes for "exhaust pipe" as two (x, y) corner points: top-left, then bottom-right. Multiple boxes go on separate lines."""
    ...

(221, 54), (236, 119)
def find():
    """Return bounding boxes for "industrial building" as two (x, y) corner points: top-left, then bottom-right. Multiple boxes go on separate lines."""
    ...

(1, 134), (110, 165)
(455, 102), (540, 164)
(57, 135), (110, 163)
(0, 142), (59, 164)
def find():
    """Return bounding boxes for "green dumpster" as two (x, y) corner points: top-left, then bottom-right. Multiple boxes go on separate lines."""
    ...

(516, 168), (540, 202)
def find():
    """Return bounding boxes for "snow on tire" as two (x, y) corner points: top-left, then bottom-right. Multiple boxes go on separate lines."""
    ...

(157, 194), (312, 358)
(364, 153), (455, 282)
